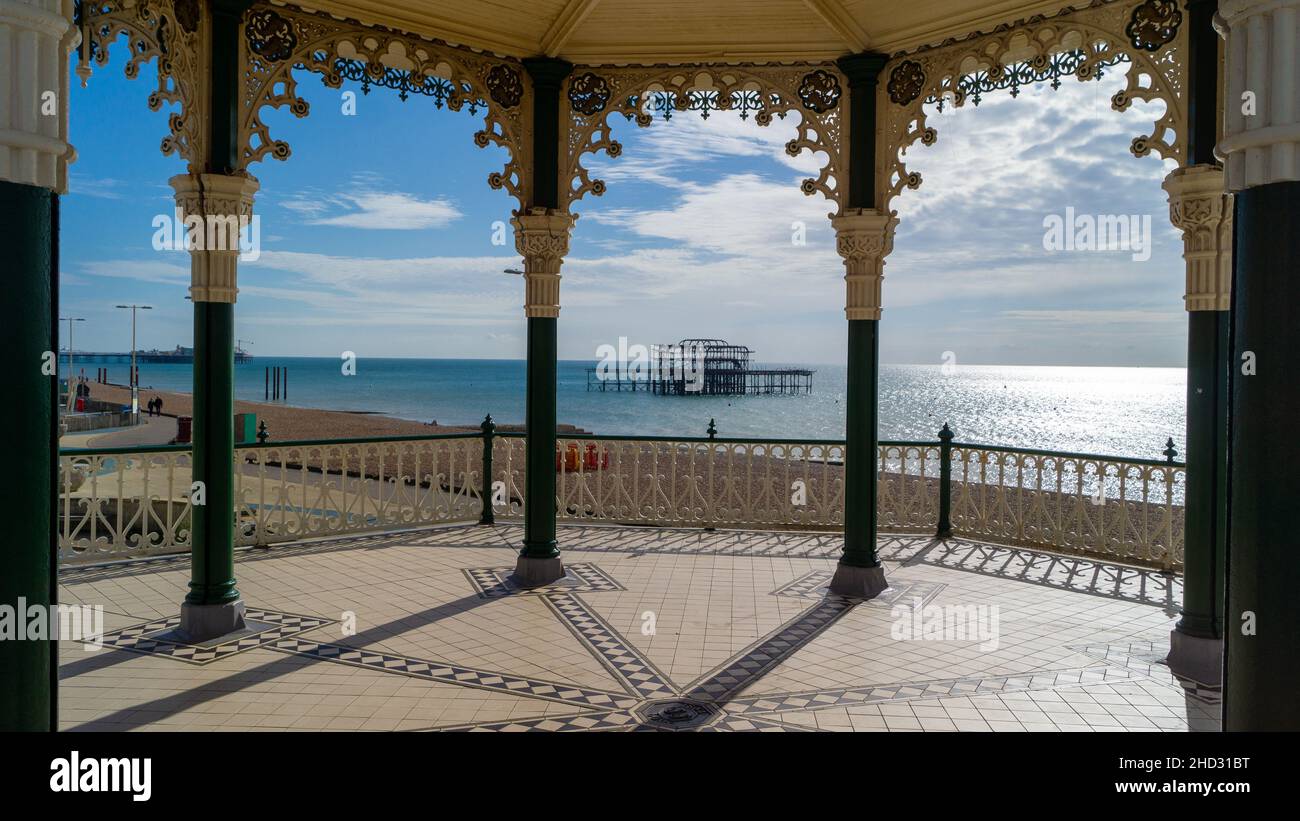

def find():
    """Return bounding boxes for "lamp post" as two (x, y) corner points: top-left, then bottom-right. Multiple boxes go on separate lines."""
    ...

(116, 304), (153, 423)
(60, 317), (85, 411)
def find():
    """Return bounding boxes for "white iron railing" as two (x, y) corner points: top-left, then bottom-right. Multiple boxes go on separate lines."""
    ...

(947, 444), (1184, 569)
(58, 430), (1184, 570)
(58, 434), (483, 563)
(496, 435), (846, 528)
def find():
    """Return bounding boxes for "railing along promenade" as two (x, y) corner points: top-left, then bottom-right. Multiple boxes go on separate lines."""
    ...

(58, 420), (1185, 571)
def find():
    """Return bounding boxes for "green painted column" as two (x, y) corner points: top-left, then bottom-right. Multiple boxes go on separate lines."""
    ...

(1172, 310), (1228, 647)
(0, 0), (77, 732)
(175, 0), (257, 639)
(1217, 0), (1300, 730)
(1165, 0), (1229, 687)
(514, 57), (573, 585)
(1224, 182), (1300, 729)
(187, 301), (239, 608)
(523, 317), (559, 558)
(828, 52), (891, 598)
(0, 181), (58, 731)
(842, 318), (880, 567)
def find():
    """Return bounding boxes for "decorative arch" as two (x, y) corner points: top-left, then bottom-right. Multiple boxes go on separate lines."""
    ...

(237, 2), (532, 208)
(75, 0), (208, 172)
(560, 64), (849, 214)
(876, 0), (1189, 213)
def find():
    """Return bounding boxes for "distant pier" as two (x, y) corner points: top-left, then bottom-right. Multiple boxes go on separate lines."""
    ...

(586, 338), (813, 396)
(67, 346), (253, 364)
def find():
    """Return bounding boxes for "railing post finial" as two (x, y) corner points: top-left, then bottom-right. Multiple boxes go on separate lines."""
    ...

(1163, 437), (1178, 463)
(256, 420), (269, 443)
(707, 418), (717, 440)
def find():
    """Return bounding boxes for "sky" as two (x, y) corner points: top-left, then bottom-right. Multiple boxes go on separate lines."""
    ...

(61, 51), (1187, 367)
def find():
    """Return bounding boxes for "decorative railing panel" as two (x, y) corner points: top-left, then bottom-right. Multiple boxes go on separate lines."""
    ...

(537, 436), (847, 529)
(234, 435), (483, 546)
(878, 443), (942, 533)
(59, 447), (195, 563)
(947, 445), (1184, 570)
(58, 435), (483, 562)
(59, 429), (1185, 571)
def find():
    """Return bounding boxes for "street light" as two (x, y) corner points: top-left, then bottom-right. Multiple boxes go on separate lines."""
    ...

(116, 304), (153, 423)
(60, 317), (85, 412)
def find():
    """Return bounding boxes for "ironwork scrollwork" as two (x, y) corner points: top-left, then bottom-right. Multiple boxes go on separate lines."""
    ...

(237, 3), (531, 207)
(486, 64), (523, 109)
(75, 0), (206, 171)
(246, 8), (297, 63)
(888, 60), (925, 105)
(797, 69), (841, 113)
(878, 0), (1189, 213)
(562, 65), (848, 212)
(1125, 0), (1182, 51)
(173, 0), (199, 34)
(568, 72), (612, 115)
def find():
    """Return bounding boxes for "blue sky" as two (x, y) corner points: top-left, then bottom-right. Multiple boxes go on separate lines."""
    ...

(62, 51), (1186, 367)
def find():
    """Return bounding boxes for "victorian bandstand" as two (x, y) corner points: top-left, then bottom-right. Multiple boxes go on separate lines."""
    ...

(2, 0), (1297, 732)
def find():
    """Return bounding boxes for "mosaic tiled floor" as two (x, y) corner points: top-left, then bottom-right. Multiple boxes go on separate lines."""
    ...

(57, 524), (1219, 731)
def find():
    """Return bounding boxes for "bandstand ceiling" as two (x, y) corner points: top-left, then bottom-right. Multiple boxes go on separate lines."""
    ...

(285, 0), (1084, 63)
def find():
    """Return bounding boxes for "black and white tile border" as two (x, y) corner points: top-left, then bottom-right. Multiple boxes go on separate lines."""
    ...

(772, 570), (947, 609)
(462, 562), (625, 599)
(98, 608), (337, 665)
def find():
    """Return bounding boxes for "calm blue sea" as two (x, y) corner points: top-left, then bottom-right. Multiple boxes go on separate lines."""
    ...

(65, 357), (1186, 460)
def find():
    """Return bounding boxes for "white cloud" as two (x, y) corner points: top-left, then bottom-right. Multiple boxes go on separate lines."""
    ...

(279, 179), (462, 230)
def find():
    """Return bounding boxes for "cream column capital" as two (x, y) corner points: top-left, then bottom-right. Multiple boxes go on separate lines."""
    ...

(0, 0), (79, 192)
(1163, 164), (1234, 311)
(512, 207), (576, 319)
(169, 172), (260, 304)
(831, 208), (897, 321)
(1215, 0), (1300, 190)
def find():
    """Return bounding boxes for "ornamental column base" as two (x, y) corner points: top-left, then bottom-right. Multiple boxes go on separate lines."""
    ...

(178, 599), (248, 643)
(828, 562), (889, 599)
(513, 555), (565, 588)
(1167, 629), (1223, 688)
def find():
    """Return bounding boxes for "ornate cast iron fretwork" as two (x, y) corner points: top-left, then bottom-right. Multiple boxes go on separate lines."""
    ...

(928, 50), (1129, 109)
(238, 3), (531, 206)
(562, 65), (848, 212)
(797, 69), (841, 113)
(324, 57), (485, 110)
(485, 64), (523, 109)
(173, 0), (199, 34)
(76, 0), (207, 172)
(245, 7), (297, 63)
(1126, 0), (1182, 52)
(568, 72), (612, 116)
(888, 60), (925, 105)
(635, 89), (781, 122)
(878, 0), (1190, 213)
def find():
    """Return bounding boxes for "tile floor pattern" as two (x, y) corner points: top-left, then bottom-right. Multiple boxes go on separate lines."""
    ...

(58, 524), (1219, 731)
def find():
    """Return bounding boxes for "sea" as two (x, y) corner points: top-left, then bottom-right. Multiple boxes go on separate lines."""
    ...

(66, 358), (1186, 461)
